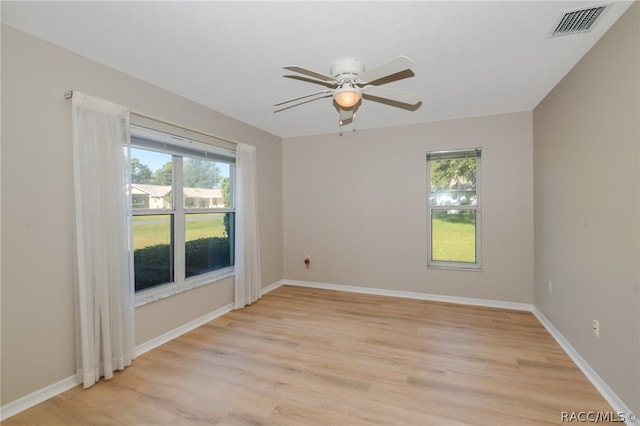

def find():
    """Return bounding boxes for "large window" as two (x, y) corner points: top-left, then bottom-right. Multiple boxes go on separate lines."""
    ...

(427, 148), (481, 269)
(130, 126), (235, 299)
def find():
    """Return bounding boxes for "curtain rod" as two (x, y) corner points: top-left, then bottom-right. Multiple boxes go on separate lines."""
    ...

(64, 90), (239, 146)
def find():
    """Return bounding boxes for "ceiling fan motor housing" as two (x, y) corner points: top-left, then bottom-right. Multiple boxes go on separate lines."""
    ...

(330, 58), (364, 81)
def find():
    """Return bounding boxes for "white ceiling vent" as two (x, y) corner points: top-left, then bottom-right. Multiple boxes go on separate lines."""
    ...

(551, 5), (609, 37)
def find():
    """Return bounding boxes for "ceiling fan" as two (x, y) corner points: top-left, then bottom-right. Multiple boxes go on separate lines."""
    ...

(274, 55), (421, 126)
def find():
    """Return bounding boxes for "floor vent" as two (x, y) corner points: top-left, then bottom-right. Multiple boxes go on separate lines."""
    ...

(551, 5), (608, 37)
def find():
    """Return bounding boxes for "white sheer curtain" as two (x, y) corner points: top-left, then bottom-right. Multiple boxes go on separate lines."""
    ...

(71, 92), (135, 388)
(234, 144), (262, 309)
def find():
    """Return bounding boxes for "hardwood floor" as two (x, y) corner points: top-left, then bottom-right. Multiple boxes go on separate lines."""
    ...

(3, 285), (618, 425)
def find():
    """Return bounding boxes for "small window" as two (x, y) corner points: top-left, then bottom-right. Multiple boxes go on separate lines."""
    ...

(427, 148), (481, 269)
(129, 126), (236, 300)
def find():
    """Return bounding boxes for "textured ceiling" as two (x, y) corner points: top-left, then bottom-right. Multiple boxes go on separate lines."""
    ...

(1, 1), (634, 138)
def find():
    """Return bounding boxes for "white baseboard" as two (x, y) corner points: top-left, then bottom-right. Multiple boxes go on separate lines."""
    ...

(283, 279), (534, 311)
(137, 278), (287, 357)
(0, 278), (291, 421)
(135, 302), (234, 356)
(532, 308), (639, 426)
(261, 279), (285, 296)
(3, 279), (635, 425)
(0, 375), (79, 421)
(0, 299), (236, 422)
(283, 279), (637, 425)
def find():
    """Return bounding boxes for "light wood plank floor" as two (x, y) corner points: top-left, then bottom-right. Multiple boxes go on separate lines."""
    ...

(3, 285), (619, 425)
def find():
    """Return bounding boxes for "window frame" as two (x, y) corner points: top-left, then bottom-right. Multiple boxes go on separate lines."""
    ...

(426, 148), (482, 270)
(130, 125), (236, 306)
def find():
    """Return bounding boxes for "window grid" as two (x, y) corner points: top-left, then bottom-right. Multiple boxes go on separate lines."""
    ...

(130, 126), (235, 305)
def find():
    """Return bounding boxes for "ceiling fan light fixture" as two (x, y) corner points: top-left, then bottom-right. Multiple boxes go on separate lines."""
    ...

(334, 84), (362, 108)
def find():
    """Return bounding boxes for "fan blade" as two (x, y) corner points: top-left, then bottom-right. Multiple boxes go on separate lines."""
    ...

(357, 55), (416, 84)
(363, 85), (421, 105)
(274, 89), (333, 106)
(284, 66), (337, 83)
(339, 108), (354, 125)
(283, 74), (337, 88)
(273, 94), (333, 112)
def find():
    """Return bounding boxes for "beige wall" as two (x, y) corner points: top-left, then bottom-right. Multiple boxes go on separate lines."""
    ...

(0, 25), (283, 405)
(533, 2), (639, 414)
(283, 111), (534, 303)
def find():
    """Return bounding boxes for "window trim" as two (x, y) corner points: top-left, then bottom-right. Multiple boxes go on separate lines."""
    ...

(426, 148), (482, 271)
(130, 125), (236, 306)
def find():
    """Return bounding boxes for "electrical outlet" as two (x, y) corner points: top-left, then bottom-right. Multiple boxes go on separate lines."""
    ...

(548, 281), (553, 295)
(593, 319), (600, 338)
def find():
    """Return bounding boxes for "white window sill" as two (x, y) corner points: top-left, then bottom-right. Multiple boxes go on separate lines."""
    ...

(427, 261), (482, 271)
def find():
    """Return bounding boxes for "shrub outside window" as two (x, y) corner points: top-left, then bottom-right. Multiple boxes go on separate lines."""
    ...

(427, 148), (481, 269)
(130, 126), (235, 301)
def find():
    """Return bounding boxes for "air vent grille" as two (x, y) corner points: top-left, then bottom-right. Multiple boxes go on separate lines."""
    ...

(552, 5), (607, 37)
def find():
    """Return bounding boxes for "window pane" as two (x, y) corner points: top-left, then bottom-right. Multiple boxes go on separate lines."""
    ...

(185, 212), (234, 278)
(183, 157), (231, 209)
(130, 147), (172, 210)
(133, 215), (174, 291)
(429, 158), (477, 206)
(431, 210), (476, 263)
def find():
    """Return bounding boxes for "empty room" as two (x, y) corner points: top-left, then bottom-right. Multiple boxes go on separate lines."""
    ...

(1, 1), (639, 425)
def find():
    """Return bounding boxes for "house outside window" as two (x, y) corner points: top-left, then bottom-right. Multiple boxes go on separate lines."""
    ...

(130, 126), (235, 301)
(426, 148), (481, 269)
